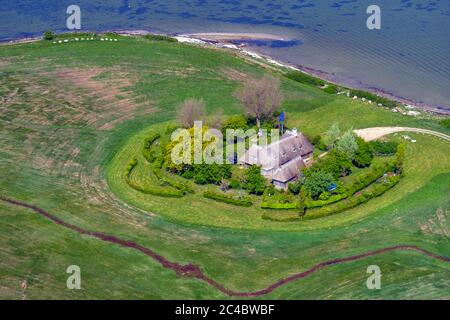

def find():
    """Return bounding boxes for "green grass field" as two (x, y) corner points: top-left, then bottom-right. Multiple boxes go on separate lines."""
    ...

(0, 36), (449, 299)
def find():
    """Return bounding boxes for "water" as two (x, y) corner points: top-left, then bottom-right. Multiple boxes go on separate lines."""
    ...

(1, 0), (449, 111)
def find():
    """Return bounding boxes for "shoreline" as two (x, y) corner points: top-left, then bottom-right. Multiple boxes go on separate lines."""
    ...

(1, 29), (449, 116)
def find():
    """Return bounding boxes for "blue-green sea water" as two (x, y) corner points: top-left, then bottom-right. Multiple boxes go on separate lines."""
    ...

(1, 1), (449, 110)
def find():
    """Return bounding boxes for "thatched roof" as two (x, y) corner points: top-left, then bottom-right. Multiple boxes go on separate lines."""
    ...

(240, 131), (313, 170)
(272, 156), (305, 183)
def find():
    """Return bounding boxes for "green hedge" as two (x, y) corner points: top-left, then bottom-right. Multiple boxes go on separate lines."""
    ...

(126, 179), (184, 198)
(153, 168), (195, 194)
(143, 34), (178, 42)
(203, 191), (253, 207)
(124, 158), (138, 178)
(305, 175), (401, 220)
(346, 161), (396, 195)
(305, 192), (348, 208)
(285, 70), (325, 87)
(142, 132), (161, 163)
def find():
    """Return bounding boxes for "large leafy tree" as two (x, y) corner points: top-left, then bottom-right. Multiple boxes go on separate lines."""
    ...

(353, 137), (373, 168)
(336, 130), (358, 160)
(303, 171), (336, 199)
(324, 122), (341, 149)
(244, 165), (266, 195)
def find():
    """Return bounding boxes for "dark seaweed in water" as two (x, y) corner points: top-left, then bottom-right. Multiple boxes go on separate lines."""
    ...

(230, 39), (302, 48)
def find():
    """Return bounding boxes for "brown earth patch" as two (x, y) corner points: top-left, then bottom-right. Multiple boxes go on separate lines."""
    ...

(221, 67), (250, 81)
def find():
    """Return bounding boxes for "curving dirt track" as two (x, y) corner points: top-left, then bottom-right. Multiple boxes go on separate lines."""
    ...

(1, 195), (449, 298)
(354, 127), (450, 142)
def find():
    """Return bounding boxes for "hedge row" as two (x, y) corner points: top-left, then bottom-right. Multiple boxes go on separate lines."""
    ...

(305, 175), (401, 220)
(285, 70), (325, 87)
(124, 158), (138, 178)
(305, 192), (347, 209)
(124, 158), (184, 198)
(305, 161), (396, 208)
(144, 34), (178, 42)
(142, 132), (161, 163)
(346, 161), (396, 195)
(153, 168), (195, 194)
(126, 179), (184, 198)
(261, 201), (300, 210)
(203, 191), (253, 207)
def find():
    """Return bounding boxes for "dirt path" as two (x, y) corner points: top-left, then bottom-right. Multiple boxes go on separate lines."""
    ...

(354, 127), (450, 142)
(1, 196), (449, 297)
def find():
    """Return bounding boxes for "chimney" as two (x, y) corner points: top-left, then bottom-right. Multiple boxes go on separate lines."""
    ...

(291, 128), (298, 137)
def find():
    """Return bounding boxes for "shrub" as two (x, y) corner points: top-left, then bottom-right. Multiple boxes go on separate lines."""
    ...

(191, 164), (232, 185)
(124, 158), (138, 178)
(142, 132), (161, 163)
(345, 161), (396, 195)
(288, 180), (302, 195)
(243, 165), (266, 195)
(203, 191), (252, 207)
(319, 191), (330, 201)
(336, 130), (358, 160)
(126, 179), (184, 198)
(303, 171), (336, 199)
(305, 192), (348, 208)
(439, 118), (450, 129)
(323, 84), (338, 94)
(305, 175), (401, 219)
(153, 168), (194, 194)
(353, 137), (373, 168)
(304, 149), (352, 179)
(285, 70), (325, 87)
(44, 31), (55, 41)
(369, 140), (398, 156)
(222, 115), (248, 132)
(261, 202), (300, 210)
(144, 34), (178, 42)
(395, 143), (406, 175)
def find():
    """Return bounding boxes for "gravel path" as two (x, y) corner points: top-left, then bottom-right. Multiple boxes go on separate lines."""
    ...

(354, 127), (450, 142)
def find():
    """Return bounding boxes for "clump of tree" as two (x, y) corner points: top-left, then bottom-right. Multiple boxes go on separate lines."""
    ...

(236, 76), (283, 128)
(43, 30), (55, 40)
(324, 122), (341, 149)
(369, 140), (398, 156)
(243, 165), (266, 195)
(303, 171), (336, 200)
(336, 130), (358, 160)
(353, 137), (373, 167)
(222, 115), (248, 132)
(304, 149), (352, 179)
(177, 98), (205, 128)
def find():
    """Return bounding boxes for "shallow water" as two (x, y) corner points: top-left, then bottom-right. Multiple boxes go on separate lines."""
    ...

(2, 0), (449, 110)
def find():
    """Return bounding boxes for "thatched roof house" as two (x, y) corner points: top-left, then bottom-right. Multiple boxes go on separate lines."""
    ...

(240, 129), (314, 189)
